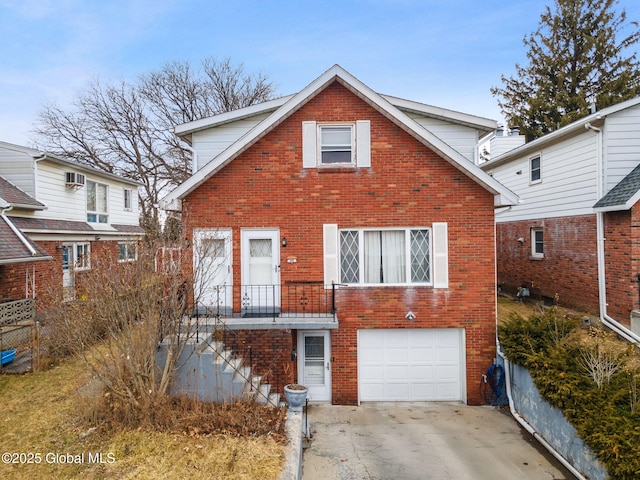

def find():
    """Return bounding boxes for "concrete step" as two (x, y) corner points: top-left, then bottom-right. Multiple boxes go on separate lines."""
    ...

(255, 383), (272, 405)
(267, 392), (281, 408)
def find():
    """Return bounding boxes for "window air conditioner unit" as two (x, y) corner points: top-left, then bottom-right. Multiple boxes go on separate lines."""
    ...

(65, 172), (86, 187)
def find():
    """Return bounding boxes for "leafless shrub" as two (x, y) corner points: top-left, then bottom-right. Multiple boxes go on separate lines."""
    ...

(578, 327), (629, 390)
(45, 240), (196, 426)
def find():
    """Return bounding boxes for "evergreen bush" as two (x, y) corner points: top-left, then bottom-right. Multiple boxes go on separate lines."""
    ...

(499, 309), (640, 479)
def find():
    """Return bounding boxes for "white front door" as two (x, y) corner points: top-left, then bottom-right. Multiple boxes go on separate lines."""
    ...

(193, 229), (232, 314)
(298, 330), (332, 402)
(241, 229), (280, 314)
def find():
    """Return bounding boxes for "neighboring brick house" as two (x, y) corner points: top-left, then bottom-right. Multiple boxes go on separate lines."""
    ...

(0, 141), (144, 311)
(480, 96), (640, 341)
(0, 186), (51, 298)
(161, 65), (518, 405)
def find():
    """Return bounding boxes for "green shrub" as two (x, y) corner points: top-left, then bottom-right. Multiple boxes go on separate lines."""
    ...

(499, 309), (640, 480)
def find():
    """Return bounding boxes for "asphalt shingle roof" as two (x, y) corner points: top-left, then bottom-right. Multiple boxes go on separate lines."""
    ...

(0, 175), (44, 209)
(0, 215), (51, 264)
(594, 162), (640, 210)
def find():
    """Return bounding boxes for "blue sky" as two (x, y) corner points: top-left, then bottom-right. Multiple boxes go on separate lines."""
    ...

(1, 0), (639, 146)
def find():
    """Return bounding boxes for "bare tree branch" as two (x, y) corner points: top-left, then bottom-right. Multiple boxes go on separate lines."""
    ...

(33, 58), (276, 234)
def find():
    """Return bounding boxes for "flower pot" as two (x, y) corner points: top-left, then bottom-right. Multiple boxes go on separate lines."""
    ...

(284, 384), (308, 412)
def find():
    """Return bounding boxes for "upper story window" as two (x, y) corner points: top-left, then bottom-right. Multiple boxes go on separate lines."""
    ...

(123, 189), (133, 211)
(320, 125), (354, 165)
(530, 155), (541, 184)
(302, 120), (370, 169)
(87, 181), (108, 223)
(339, 228), (431, 285)
(531, 227), (544, 258)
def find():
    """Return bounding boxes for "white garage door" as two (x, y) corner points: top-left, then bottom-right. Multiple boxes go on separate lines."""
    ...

(358, 328), (465, 402)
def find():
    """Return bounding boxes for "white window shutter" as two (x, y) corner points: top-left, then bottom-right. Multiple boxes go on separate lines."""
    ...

(302, 121), (317, 168)
(356, 120), (371, 168)
(432, 222), (449, 288)
(323, 224), (339, 287)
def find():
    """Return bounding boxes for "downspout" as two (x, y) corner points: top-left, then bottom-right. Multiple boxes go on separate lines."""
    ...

(492, 206), (585, 477)
(498, 348), (587, 480)
(586, 122), (640, 344)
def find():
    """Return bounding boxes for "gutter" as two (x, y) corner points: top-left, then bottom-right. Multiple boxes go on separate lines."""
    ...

(586, 122), (640, 344)
(498, 348), (588, 480)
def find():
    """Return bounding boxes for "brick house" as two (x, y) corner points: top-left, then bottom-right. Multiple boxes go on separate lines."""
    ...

(0, 141), (144, 312)
(480, 96), (640, 342)
(162, 65), (517, 405)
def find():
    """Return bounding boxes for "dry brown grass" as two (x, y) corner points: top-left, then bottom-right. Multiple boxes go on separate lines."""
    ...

(497, 295), (586, 323)
(0, 354), (286, 480)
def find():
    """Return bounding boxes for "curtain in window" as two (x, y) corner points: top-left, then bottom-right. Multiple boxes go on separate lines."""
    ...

(364, 231), (381, 283)
(364, 231), (405, 283)
(382, 231), (405, 283)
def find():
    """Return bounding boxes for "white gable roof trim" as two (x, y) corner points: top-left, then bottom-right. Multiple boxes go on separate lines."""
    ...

(174, 95), (295, 139)
(175, 93), (496, 140)
(161, 65), (518, 210)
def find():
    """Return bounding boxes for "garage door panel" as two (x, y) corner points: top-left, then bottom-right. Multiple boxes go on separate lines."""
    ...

(409, 347), (434, 362)
(437, 347), (459, 363)
(359, 329), (464, 402)
(409, 365), (433, 381)
(360, 365), (384, 380)
(386, 348), (408, 363)
(385, 365), (409, 381)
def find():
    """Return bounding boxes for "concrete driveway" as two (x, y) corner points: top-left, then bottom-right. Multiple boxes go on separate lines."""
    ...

(302, 403), (576, 480)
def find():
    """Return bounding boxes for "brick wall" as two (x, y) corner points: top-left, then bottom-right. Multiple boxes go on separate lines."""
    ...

(496, 215), (600, 315)
(0, 240), (128, 316)
(183, 81), (498, 405)
(225, 329), (295, 395)
(604, 210), (638, 325)
(496, 211), (640, 328)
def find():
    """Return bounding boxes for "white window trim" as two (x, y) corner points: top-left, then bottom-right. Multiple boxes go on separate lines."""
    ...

(118, 242), (138, 262)
(531, 227), (544, 259)
(529, 154), (542, 185)
(303, 120), (371, 168)
(70, 242), (91, 271)
(123, 189), (133, 211)
(318, 123), (355, 166)
(338, 226), (433, 287)
(87, 180), (109, 223)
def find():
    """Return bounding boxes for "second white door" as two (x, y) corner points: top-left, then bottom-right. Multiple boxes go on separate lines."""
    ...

(241, 229), (280, 313)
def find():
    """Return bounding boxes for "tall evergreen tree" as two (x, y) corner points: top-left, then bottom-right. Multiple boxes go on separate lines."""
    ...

(492, 0), (640, 141)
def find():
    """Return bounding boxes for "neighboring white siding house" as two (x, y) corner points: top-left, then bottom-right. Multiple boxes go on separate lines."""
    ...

(0, 140), (144, 305)
(487, 128), (600, 222)
(0, 141), (140, 231)
(480, 96), (640, 340)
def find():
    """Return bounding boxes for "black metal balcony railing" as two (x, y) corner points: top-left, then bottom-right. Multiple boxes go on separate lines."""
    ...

(195, 282), (336, 320)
